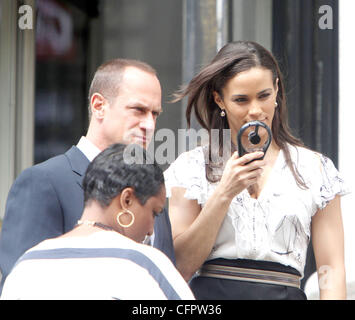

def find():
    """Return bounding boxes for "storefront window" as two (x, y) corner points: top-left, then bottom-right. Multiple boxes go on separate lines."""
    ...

(34, 0), (91, 163)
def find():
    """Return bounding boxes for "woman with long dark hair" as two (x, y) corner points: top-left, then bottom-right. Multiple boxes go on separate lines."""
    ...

(165, 41), (348, 299)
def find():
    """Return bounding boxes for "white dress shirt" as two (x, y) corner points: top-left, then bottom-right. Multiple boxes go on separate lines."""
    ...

(76, 136), (101, 161)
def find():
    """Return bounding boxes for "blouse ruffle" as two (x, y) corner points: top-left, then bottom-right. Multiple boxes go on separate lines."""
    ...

(315, 153), (350, 210)
(164, 145), (350, 211)
(164, 146), (212, 204)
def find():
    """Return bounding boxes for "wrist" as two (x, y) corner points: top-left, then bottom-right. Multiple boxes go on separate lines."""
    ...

(213, 184), (235, 204)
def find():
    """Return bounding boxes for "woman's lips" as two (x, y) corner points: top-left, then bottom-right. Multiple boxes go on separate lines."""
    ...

(133, 135), (147, 144)
(244, 118), (267, 124)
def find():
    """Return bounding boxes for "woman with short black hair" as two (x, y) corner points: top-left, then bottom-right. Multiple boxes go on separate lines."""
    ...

(1, 143), (194, 300)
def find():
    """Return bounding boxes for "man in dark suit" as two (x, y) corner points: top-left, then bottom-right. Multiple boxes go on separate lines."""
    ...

(0, 59), (175, 293)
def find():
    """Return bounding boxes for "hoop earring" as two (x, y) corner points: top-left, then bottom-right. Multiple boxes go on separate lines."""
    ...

(116, 209), (135, 228)
(220, 110), (226, 117)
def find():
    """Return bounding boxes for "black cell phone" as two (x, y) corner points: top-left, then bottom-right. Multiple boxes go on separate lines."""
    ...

(237, 121), (272, 163)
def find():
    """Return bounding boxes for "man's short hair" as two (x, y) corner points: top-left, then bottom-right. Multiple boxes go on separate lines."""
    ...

(88, 58), (157, 119)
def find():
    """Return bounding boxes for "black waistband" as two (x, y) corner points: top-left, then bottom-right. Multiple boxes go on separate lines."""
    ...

(204, 258), (302, 277)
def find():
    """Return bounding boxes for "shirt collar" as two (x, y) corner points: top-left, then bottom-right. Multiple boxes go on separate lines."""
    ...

(76, 136), (101, 162)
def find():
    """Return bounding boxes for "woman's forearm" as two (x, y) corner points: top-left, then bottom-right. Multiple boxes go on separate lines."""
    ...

(312, 196), (346, 300)
(171, 151), (265, 281)
(174, 189), (232, 281)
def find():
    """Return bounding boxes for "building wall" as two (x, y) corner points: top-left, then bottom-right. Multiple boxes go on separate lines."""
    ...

(305, 0), (355, 300)
(0, 0), (35, 220)
(101, 0), (183, 169)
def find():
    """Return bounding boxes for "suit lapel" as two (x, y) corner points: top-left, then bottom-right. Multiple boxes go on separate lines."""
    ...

(64, 146), (90, 189)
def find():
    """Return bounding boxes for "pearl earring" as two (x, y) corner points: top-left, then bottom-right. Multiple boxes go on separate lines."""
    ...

(220, 110), (226, 117)
(275, 102), (278, 107)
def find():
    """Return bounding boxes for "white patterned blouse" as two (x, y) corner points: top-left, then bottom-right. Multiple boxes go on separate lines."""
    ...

(164, 144), (350, 277)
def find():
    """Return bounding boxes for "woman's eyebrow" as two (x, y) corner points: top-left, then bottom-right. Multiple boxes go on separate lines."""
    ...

(231, 94), (248, 99)
(257, 88), (272, 94)
(231, 88), (272, 99)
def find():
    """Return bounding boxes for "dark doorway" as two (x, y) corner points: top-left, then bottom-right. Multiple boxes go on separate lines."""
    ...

(272, 0), (339, 287)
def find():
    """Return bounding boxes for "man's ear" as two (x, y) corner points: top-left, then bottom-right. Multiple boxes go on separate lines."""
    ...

(90, 93), (107, 119)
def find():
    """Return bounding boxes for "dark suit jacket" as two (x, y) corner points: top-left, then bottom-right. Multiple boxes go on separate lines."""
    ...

(0, 146), (175, 293)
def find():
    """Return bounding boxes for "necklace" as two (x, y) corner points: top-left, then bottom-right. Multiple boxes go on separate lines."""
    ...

(76, 220), (115, 232)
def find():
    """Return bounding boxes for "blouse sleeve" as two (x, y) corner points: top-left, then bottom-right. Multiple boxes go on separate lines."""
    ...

(164, 147), (209, 204)
(313, 153), (351, 211)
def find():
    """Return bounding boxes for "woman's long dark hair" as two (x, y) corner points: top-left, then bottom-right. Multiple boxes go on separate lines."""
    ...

(173, 41), (307, 188)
